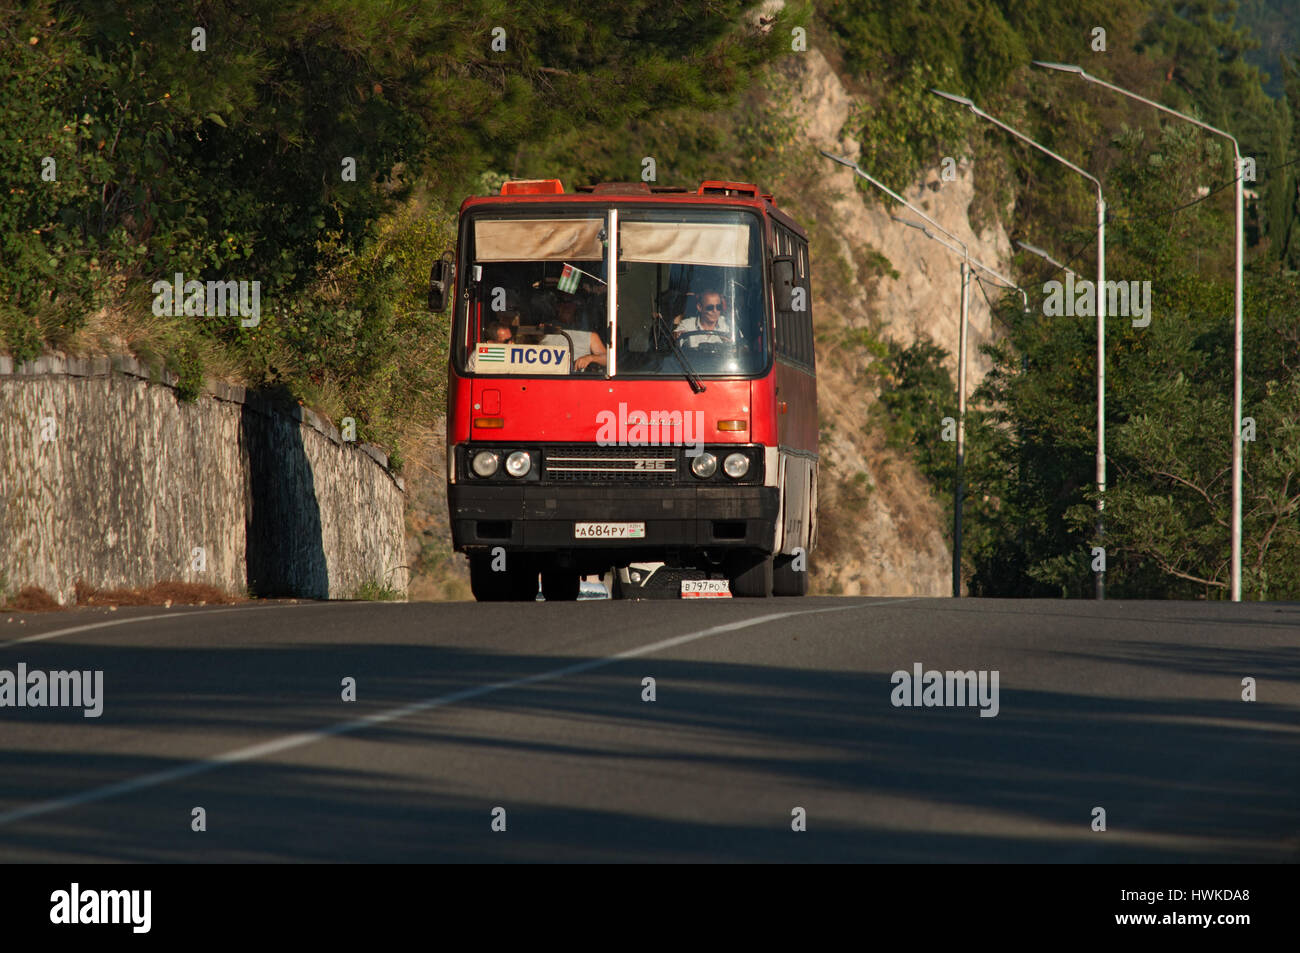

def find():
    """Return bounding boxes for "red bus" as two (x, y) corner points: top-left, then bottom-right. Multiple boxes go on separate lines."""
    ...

(429, 178), (817, 600)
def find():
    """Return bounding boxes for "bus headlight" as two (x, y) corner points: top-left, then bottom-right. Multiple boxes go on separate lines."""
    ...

(472, 450), (500, 477)
(723, 452), (750, 479)
(691, 452), (718, 478)
(505, 450), (532, 478)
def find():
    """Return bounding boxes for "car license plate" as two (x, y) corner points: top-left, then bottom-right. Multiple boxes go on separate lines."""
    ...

(574, 521), (646, 539)
(681, 579), (732, 598)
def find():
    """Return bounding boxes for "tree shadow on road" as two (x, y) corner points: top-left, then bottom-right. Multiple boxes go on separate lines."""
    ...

(1, 633), (1297, 862)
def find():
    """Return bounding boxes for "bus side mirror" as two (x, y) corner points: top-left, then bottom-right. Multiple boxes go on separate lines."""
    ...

(772, 256), (796, 311)
(428, 250), (455, 313)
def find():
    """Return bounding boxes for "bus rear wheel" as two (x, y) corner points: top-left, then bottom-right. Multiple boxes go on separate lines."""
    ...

(773, 553), (809, 596)
(470, 554), (540, 602)
(728, 552), (773, 598)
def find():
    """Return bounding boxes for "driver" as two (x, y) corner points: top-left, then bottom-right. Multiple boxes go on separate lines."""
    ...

(673, 289), (731, 347)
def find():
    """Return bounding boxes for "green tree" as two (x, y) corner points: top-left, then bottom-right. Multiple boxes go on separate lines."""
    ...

(2, 0), (801, 448)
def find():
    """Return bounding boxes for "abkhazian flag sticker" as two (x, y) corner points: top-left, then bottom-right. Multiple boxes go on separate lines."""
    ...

(557, 263), (580, 294)
(477, 344), (506, 362)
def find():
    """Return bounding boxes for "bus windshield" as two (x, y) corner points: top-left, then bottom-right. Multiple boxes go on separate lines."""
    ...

(454, 207), (768, 378)
(615, 209), (767, 377)
(456, 212), (608, 375)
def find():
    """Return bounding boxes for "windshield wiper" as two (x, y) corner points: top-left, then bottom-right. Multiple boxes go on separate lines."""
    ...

(652, 308), (705, 394)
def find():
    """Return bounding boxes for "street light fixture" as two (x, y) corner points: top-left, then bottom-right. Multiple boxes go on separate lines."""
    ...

(895, 216), (1029, 308)
(930, 88), (1109, 600)
(1031, 60), (1246, 602)
(1016, 239), (1076, 279)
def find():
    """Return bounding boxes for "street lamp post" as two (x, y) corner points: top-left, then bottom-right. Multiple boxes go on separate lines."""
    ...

(818, 148), (1025, 597)
(892, 215), (1031, 599)
(1031, 60), (1246, 602)
(930, 89), (1109, 600)
(893, 218), (970, 601)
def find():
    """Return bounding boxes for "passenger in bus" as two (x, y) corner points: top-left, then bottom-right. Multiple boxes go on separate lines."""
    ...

(482, 321), (514, 344)
(673, 289), (731, 347)
(540, 295), (607, 371)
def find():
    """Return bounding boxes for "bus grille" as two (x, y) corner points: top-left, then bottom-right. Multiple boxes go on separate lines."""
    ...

(543, 446), (678, 484)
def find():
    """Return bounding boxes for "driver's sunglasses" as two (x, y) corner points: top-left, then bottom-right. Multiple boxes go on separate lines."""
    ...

(701, 303), (725, 312)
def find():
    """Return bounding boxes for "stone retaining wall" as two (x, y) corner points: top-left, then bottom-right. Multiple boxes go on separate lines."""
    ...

(0, 354), (407, 603)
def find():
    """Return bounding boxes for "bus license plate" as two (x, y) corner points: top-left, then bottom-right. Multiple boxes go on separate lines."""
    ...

(574, 522), (645, 539)
(681, 580), (732, 598)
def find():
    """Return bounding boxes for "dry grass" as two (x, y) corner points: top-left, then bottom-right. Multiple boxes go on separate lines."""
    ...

(4, 586), (63, 611)
(67, 290), (250, 389)
(73, 580), (239, 607)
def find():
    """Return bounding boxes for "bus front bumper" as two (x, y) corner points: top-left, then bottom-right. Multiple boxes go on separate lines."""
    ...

(449, 484), (778, 553)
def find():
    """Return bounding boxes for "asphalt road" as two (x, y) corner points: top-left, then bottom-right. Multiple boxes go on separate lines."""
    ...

(1, 597), (1297, 862)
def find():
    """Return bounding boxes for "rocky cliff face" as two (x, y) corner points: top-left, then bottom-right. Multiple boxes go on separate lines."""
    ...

(775, 48), (1013, 596)
(0, 354), (407, 604)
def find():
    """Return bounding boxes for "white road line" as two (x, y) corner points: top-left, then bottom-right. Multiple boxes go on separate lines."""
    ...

(0, 602), (333, 650)
(0, 597), (920, 828)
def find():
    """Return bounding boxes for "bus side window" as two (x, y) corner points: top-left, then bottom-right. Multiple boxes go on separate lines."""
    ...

(774, 224), (812, 366)
(773, 225), (787, 360)
(796, 239), (811, 365)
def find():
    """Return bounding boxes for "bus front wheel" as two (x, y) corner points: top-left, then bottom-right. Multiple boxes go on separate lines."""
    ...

(728, 552), (773, 598)
(773, 553), (809, 596)
(470, 554), (540, 602)
(540, 570), (580, 601)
